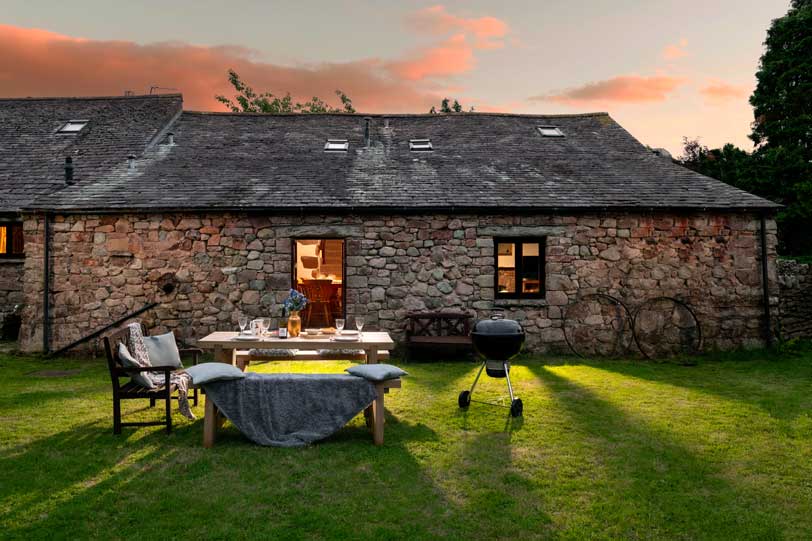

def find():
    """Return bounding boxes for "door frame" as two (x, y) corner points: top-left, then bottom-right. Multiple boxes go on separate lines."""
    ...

(290, 237), (347, 325)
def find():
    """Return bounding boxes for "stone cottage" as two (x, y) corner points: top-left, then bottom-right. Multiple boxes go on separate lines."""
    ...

(1, 94), (780, 353)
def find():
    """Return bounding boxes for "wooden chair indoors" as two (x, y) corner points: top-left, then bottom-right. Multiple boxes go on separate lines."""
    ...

(300, 280), (333, 327)
(103, 324), (201, 434)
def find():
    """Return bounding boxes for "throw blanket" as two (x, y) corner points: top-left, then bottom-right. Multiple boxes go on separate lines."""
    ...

(202, 372), (377, 447)
(127, 323), (195, 420)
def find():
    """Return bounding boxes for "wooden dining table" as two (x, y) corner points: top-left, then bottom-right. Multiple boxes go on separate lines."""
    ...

(197, 331), (395, 367)
(196, 331), (398, 448)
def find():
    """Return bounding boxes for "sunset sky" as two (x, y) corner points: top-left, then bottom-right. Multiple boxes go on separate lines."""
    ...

(0, 0), (792, 154)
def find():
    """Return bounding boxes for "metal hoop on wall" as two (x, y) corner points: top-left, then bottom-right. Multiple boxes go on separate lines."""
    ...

(631, 296), (703, 360)
(563, 293), (634, 358)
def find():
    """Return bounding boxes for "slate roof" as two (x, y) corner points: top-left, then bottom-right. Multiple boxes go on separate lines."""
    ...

(0, 94), (182, 212)
(14, 104), (779, 212)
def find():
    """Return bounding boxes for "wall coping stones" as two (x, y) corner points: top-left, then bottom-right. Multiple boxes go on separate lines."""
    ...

(478, 226), (566, 237)
(276, 225), (363, 238)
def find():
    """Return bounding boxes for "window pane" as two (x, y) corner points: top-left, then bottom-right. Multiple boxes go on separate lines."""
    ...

(497, 242), (516, 293)
(0, 227), (6, 254)
(11, 224), (24, 254)
(520, 242), (541, 293)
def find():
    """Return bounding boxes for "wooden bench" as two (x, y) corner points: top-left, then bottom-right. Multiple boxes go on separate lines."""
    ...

(203, 377), (401, 447)
(405, 311), (473, 360)
(233, 348), (391, 371)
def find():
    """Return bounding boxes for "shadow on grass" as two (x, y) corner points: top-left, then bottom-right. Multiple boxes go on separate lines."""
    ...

(525, 363), (785, 539)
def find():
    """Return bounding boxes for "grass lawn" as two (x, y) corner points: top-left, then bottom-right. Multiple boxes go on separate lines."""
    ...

(1, 348), (812, 540)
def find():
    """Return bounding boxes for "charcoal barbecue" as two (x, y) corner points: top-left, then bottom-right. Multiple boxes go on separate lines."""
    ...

(458, 311), (525, 417)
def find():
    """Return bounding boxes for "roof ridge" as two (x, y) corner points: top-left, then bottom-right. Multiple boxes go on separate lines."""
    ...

(180, 110), (611, 119)
(0, 94), (183, 103)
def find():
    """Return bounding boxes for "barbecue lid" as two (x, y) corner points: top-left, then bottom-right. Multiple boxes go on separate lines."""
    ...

(473, 311), (524, 335)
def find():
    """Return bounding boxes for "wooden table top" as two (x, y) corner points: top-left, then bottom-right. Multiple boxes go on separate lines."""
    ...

(198, 331), (395, 350)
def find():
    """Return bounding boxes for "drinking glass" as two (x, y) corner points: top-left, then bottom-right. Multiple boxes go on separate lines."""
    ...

(355, 316), (365, 333)
(335, 318), (345, 334)
(262, 318), (272, 336)
(238, 315), (249, 334)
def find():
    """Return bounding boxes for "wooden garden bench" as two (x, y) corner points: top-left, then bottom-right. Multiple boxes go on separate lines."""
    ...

(405, 311), (473, 360)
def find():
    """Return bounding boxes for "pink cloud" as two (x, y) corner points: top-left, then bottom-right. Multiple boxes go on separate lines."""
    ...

(385, 34), (474, 81)
(699, 80), (748, 103)
(662, 38), (689, 60)
(530, 75), (687, 105)
(0, 24), (477, 112)
(408, 5), (510, 49)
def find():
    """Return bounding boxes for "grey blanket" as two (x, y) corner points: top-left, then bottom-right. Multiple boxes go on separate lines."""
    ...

(202, 372), (377, 447)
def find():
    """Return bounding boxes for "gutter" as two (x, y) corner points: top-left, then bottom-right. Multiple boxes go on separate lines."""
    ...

(760, 213), (773, 347)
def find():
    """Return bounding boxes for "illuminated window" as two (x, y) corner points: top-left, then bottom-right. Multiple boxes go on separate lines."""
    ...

(495, 238), (545, 298)
(0, 223), (24, 258)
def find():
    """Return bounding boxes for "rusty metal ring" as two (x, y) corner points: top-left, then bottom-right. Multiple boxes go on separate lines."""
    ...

(631, 296), (703, 360)
(563, 293), (634, 358)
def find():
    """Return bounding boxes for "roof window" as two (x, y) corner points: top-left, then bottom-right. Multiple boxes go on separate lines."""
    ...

(58, 120), (89, 134)
(324, 139), (349, 152)
(409, 138), (433, 151)
(537, 126), (564, 138)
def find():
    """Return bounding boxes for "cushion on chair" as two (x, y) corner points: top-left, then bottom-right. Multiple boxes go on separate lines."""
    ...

(345, 364), (408, 382)
(118, 343), (155, 389)
(184, 362), (246, 385)
(143, 332), (183, 369)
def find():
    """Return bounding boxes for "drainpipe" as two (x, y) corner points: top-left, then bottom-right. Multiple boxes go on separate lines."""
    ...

(760, 213), (772, 347)
(43, 212), (51, 354)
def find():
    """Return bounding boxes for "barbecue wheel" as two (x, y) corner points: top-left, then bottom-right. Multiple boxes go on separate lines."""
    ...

(510, 398), (523, 418)
(458, 390), (471, 409)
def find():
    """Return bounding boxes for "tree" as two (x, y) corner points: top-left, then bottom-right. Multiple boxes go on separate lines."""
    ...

(215, 69), (355, 114)
(747, 0), (812, 254)
(429, 97), (474, 114)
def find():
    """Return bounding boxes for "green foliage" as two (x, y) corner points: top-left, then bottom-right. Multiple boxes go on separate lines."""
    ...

(215, 69), (355, 114)
(678, 2), (812, 255)
(429, 97), (474, 114)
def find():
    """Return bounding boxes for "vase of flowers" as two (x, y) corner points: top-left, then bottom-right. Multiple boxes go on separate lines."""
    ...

(283, 289), (308, 337)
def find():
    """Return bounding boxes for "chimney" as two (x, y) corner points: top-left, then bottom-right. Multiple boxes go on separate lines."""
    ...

(127, 154), (136, 171)
(167, 132), (175, 146)
(364, 117), (371, 147)
(64, 157), (74, 185)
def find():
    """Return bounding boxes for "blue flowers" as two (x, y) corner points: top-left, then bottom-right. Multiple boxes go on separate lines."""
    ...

(283, 288), (308, 313)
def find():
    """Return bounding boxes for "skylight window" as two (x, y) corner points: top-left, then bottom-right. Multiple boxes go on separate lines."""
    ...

(324, 139), (349, 152)
(409, 138), (433, 151)
(58, 120), (89, 134)
(537, 126), (564, 138)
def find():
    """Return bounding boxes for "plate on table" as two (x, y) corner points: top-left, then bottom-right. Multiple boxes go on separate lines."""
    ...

(334, 335), (360, 342)
(340, 330), (359, 336)
(300, 332), (324, 339)
(232, 334), (259, 341)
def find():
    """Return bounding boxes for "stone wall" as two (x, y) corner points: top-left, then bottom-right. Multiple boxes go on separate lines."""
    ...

(777, 259), (812, 340)
(19, 211), (777, 354)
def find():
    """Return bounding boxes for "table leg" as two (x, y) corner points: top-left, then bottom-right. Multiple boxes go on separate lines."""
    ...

(214, 346), (235, 365)
(203, 396), (218, 448)
(372, 383), (385, 445)
(365, 347), (378, 365)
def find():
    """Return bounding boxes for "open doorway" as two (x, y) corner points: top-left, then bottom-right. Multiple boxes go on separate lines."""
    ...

(293, 239), (344, 327)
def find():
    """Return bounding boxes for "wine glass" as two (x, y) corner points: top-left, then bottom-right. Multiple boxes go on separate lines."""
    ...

(355, 316), (365, 333)
(335, 318), (345, 334)
(238, 315), (249, 334)
(262, 318), (272, 337)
